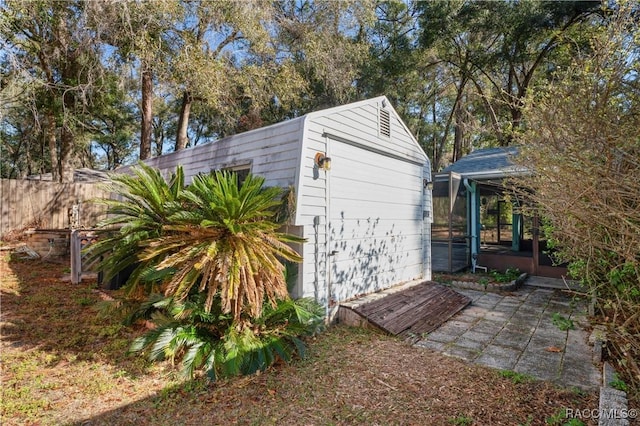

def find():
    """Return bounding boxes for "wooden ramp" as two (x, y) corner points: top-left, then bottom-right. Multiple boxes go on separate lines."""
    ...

(340, 281), (471, 339)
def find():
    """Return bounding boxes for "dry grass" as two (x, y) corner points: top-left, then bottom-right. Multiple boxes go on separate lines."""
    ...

(1, 254), (604, 425)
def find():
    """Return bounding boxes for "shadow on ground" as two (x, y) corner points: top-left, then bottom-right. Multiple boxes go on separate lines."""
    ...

(1, 255), (149, 377)
(0, 255), (600, 426)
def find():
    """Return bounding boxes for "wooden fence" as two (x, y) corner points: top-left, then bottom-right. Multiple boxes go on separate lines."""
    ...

(0, 179), (112, 239)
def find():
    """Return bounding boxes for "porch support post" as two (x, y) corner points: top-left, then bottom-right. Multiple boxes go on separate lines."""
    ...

(463, 178), (479, 270)
(512, 210), (521, 252)
(532, 214), (540, 275)
(474, 184), (481, 253)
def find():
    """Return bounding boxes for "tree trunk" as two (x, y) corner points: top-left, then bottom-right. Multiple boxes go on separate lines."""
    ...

(59, 88), (75, 183)
(506, 107), (523, 146)
(471, 78), (504, 145)
(453, 101), (463, 163)
(435, 77), (467, 171)
(59, 124), (75, 182)
(12, 133), (28, 178)
(140, 64), (153, 160)
(45, 110), (60, 182)
(175, 91), (191, 151)
(153, 116), (165, 156)
(431, 97), (437, 170)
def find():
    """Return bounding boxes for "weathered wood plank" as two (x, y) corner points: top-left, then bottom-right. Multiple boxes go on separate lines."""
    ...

(402, 292), (470, 336)
(357, 282), (444, 316)
(381, 290), (463, 334)
(373, 287), (466, 335)
(0, 179), (111, 238)
(350, 281), (471, 337)
(364, 291), (434, 324)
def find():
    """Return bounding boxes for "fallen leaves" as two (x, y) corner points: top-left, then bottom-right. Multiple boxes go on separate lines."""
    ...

(0, 255), (601, 426)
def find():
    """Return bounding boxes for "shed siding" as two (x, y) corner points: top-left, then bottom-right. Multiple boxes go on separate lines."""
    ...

(118, 96), (430, 309)
(296, 98), (428, 304)
(138, 118), (303, 188)
(327, 142), (425, 302)
(295, 129), (328, 300)
(133, 118), (307, 299)
(310, 102), (425, 163)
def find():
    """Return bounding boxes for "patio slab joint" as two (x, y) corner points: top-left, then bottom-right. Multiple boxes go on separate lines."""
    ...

(415, 284), (601, 392)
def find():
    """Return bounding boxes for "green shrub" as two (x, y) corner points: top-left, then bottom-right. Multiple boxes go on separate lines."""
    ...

(88, 163), (323, 380)
(129, 294), (324, 380)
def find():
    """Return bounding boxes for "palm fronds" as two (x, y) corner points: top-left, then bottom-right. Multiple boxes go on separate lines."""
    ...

(88, 163), (322, 380)
(84, 162), (185, 297)
(138, 171), (304, 321)
(129, 295), (324, 380)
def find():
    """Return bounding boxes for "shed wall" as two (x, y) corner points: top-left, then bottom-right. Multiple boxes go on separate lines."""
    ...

(127, 118), (305, 297)
(116, 97), (431, 308)
(138, 119), (304, 188)
(295, 98), (430, 305)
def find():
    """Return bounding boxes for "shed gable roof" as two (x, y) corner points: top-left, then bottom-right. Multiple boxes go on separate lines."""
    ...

(117, 96), (427, 182)
(304, 96), (428, 164)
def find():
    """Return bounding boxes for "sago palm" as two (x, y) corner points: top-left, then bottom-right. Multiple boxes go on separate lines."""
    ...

(85, 162), (184, 298)
(129, 294), (324, 380)
(139, 171), (304, 324)
(89, 164), (322, 379)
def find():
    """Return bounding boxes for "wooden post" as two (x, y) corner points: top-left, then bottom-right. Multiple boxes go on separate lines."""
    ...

(70, 230), (82, 284)
(532, 214), (540, 276)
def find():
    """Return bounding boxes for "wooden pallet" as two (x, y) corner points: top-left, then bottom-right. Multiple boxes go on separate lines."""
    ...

(347, 281), (471, 338)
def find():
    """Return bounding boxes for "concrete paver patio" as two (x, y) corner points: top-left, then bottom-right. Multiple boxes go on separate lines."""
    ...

(415, 283), (601, 390)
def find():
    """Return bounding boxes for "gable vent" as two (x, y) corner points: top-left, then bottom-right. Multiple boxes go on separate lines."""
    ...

(379, 108), (391, 138)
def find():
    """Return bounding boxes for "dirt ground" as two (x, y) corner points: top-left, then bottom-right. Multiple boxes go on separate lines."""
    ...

(1, 252), (604, 425)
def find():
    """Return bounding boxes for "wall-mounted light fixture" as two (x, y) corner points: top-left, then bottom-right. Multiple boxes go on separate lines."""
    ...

(423, 179), (433, 190)
(315, 152), (332, 171)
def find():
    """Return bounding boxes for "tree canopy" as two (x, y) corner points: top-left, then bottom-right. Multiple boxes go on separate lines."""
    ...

(513, 1), (640, 386)
(2, 0), (639, 393)
(0, 0), (604, 179)
(1, 0), (373, 181)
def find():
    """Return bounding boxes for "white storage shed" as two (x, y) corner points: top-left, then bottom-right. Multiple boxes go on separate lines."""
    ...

(139, 96), (433, 314)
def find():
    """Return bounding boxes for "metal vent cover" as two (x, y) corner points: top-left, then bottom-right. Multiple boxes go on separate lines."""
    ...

(379, 108), (391, 138)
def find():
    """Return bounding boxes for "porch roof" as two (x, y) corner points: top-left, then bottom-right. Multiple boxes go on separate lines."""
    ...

(438, 146), (529, 180)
